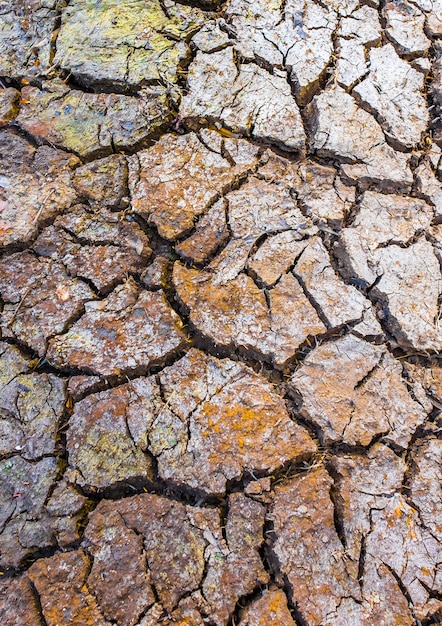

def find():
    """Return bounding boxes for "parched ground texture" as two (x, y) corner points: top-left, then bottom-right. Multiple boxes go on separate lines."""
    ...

(1, 0), (442, 624)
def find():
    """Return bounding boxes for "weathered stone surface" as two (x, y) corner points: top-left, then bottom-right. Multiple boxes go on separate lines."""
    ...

(45, 479), (89, 549)
(423, 0), (442, 35)
(129, 131), (259, 240)
(180, 48), (305, 150)
(47, 279), (187, 376)
(255, 151), (355, 224)
(55, 0), (212, 90)
(337, 191), (433, 285)
(110, 494), (210, 613)
(156, 349), (316, 494)
(289, 334), (428, 448)
(28, 551), (110, 626)
(238, 588), (295, 626)
(73, 155), (128, 207)
(173, 263), (326, 366)
(248, 232), (309, 287)
(0, 2), (57, 80)
(68, 375), (103, 401)
(1, 0), (441, 618)
(353, 44), (428, 149)
(33, 205), (151, 292)
(335, 192), (442, 351)
(141, 255), (170, 290)
(0, 133), (79, 248)
(404, 363), (442, 404)
(408, 436), (442, 542)
(0, 252), (95, 356)
(67, 349), (315, 494)
(383, 0), (430, 56)
(17, 81), (172, 159)
(192, 20), (230, 52)
(66, 379), (156, 490)
(306, 86), (413, 191)
(0, 87), (19, 126)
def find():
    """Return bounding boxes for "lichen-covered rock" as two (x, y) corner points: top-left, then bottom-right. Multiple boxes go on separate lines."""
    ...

(47, 279), (187, 376)
(66, 348), (315, 494)
(0, 365), (65, 460)
(0, 133), (79, 248)
(129, 131), (260, 240)
(0, 252), (95, 356)
(83, 507), (156, 625)
(180, 47), (305, 150)
(33, 205), (151, 292)
(0, 576), (42, 625)
(306, 86), (413, 192)
(45, 480), (90, 549)
(353, 44), (428, 149)
(0, 87), (19, 126)
(17, 81), (172, 159)
(289, 334), (428, 448)
(156, 349), (316, 494)
(54, 0), (213, 90)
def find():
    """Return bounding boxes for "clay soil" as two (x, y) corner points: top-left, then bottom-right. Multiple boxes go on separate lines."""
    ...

(1, 1), (442, 624)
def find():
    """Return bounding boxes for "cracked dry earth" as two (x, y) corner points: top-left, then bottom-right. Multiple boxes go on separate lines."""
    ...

(2, 2), (442, 626)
